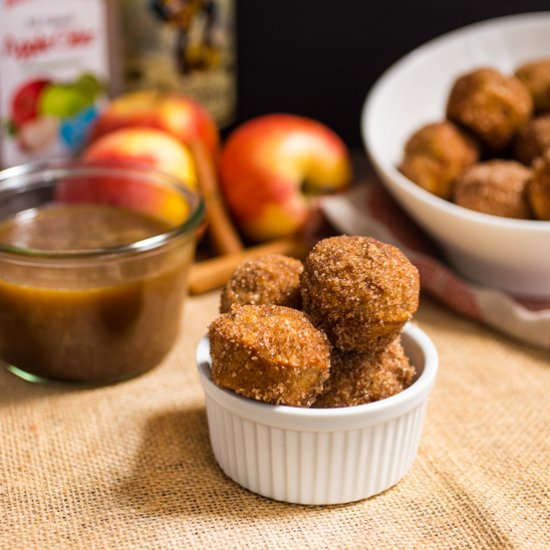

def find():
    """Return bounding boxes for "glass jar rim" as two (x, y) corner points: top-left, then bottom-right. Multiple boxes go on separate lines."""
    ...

(0, 159), (206, 260)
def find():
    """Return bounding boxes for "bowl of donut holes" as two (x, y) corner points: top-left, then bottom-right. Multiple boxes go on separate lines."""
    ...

(363, 12), (550, 298)
(197, 236), (438, 505)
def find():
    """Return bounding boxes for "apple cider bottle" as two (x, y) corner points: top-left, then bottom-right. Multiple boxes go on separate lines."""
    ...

(119, 0), (237, 128)
(0, 0), (119, 168)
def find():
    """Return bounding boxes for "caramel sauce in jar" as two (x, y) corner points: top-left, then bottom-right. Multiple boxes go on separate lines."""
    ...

(0, 203), (197, 384)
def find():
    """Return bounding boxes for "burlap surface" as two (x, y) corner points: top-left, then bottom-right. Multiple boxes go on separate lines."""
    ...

(1, 290), (549, 550)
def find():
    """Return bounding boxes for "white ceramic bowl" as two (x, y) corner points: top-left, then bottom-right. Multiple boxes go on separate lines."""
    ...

(363, 12), (550, 299)
(196, 323), (438, 505)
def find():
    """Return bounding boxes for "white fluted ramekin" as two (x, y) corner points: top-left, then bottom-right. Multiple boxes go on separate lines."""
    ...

(196, 323), (438, 505)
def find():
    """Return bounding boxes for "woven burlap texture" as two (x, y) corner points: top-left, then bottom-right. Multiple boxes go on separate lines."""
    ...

(1, 292), (548, 550)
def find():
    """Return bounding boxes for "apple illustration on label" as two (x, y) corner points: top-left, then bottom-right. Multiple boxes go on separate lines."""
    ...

(7, 73), (105, 154)
(38, 73), (102, 120)
(9, 78), (58, 153)
(218, 114), (352, 242)
(18, 116), (59, 152)
(10, 78), (51, 129)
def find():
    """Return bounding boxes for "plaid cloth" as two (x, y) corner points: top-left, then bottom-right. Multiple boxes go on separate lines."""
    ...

(321, 184), (550, 350)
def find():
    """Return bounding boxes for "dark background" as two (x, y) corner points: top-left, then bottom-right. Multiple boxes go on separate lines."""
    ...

(234, 1), (549, 148)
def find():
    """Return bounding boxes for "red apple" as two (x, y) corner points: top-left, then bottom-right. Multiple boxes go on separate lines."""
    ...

(218, 114), (352, 242)
(89, 90), (219, 161)
(56, 128), (197, 225)
(10, 78), (50, 129)
(83, 127), (197, 189)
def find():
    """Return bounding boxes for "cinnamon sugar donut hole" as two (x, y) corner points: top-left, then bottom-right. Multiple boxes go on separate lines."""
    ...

(446, 68), (533, 152)
(300, 236), (420, 353)
(208, 304), (331, 407)
(453, 160), (532, 219)
(220, 254), (303, 313)
(314, 337), (416, 408)
(528, 150), (550, 220)
(515, 58), (550, 114)
(514, 115), (550, 166)
(399, 121), (479, 199)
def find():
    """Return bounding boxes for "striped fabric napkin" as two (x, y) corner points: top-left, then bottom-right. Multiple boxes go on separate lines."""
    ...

(321, 183), (550, 350)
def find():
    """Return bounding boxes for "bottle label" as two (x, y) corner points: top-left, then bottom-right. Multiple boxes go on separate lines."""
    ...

(121, 0), (236, 127)
(0, 0), (109, 167)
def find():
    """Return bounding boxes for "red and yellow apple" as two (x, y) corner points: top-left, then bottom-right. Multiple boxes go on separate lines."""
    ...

(56, 127), (198, 225)
(83, 127), (197, 189)
(218, 114), (352, 242)
(89, 89), (219, 160)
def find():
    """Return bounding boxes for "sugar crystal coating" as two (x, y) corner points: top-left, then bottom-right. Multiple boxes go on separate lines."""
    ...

(528, 150), (550, 220)
(514, 115), (550, 166)
(220, 254), (303, 313)
(399, 121), (479, 199)
(209, 304), (331, 407)
(446, 67), (533, 152)
(301, 236), (419, 353)
(314, 337), (416, 408)
(515, 58), (550, 113)
(453, 160), (532, 219)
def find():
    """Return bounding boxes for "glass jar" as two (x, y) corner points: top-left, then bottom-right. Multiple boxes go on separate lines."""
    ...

(0, 160), (204, 385)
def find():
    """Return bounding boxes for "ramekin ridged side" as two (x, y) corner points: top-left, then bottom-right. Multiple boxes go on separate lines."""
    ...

(196, 323), (438, 505)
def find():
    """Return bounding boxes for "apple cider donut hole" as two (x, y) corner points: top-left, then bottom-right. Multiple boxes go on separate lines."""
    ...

(514, 115), (550, 166)
(314, 337), (416, 408)
(515, 58), (550, 114)
(399, 121), (479, 199)
(219, 254), (303, 313)
(301, 236), (420, 353)
(446, 67), (533, 152)
(528, 150), (550, 220)
(453, 160), (532, 219)
(208, 304), (331, 407)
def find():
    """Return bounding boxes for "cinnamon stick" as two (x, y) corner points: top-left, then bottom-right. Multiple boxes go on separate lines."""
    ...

(188, 138), (244, 255)
(188, 237), (309, 295)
